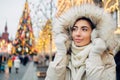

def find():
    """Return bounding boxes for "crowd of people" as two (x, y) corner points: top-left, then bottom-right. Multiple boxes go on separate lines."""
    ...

(0, 53), (55, 74)
(0, 54), (31, 74)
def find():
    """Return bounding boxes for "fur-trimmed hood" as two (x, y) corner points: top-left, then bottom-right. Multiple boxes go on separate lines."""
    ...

(53, 4), (118, 52)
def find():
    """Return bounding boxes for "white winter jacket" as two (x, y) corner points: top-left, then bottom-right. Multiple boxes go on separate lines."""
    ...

(45, 46), (116, 80)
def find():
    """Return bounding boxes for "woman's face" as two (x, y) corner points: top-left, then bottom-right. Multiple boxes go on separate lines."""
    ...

(72, 20), (92, 47)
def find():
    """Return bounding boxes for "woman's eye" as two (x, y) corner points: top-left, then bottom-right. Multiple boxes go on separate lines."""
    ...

(71, 27), (77, 31)
(82, 28), (88, 31)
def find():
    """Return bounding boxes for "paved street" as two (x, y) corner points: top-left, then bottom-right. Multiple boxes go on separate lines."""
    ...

(0, 61), (40, 80)
(21, 62), (38, 80)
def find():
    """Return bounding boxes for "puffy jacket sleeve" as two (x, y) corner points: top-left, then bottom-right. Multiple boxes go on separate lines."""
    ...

(86, 52), (116, 80)
(45, 54), (68, 80)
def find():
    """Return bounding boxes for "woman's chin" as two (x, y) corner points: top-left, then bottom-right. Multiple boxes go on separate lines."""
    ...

(74, 42), (90, 47)
(74, 42), (82, 47)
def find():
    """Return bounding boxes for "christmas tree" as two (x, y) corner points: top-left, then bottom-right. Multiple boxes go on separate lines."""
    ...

(13, 0), (35, 55)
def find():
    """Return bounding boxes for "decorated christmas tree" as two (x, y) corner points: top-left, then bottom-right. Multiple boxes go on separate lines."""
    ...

(13, 0), (35, 55)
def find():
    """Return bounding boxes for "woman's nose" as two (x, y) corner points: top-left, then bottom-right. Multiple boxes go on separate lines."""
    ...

(75, 30), (81, 36)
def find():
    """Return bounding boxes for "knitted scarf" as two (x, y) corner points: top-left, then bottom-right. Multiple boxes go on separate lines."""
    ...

(69, 41), (92, 80)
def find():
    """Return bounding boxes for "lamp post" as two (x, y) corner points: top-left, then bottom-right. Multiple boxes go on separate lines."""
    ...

(49, 32), (52, 61)
(49, 0), (53, 61)
(115, 0), (120, 34)
(42, 39), (45, 55)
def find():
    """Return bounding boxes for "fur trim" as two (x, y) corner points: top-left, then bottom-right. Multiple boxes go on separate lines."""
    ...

(53, 4), (118, 51)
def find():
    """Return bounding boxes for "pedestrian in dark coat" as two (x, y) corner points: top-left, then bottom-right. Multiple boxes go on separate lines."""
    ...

(115, 50), (120, 80)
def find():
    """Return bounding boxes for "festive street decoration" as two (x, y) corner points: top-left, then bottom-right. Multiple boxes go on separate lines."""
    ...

(104, 0), (118, 12)
(56, 0), (118, 17)
(56, 0), (93, 17)
(35, 20), (56, 54)
(13, 0), (35, 54)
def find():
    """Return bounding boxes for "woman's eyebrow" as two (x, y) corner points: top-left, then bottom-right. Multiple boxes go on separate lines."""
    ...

(81, 26), (89, 29)
(73, 26), (78, 28)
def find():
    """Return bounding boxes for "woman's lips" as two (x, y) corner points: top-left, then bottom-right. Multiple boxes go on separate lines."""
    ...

(74, 39), (82, 43)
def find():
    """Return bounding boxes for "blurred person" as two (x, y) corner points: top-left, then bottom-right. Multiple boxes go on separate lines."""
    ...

(115, 50), (120, 80)
(23, 55), (29, 66)
(33, 54), (39, 65)
(14, 56), (20, 73)
(0, 55), (2, 72)
(7, 57), (13, 73)
(11, 55), (16, 64)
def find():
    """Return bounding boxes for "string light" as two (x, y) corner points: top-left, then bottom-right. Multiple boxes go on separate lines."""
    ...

(104, 0), (118, 12)
(56, 0), (94, 17)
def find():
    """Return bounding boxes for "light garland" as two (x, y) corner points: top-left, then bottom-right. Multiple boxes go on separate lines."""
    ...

(56, 0), (94, 17)
(104, 0), (118, 12)
(105, 3), (118, 12)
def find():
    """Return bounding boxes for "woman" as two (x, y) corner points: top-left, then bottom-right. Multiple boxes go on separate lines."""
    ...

(45, 4), (118, 80)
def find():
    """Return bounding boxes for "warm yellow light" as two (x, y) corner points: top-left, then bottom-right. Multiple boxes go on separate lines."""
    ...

(7, 43), (12, 54)
(114, 27), (120, 34)
(26, 47), (29, 52)
(18, 47), (22, 51)
(2, 40), (5, 44)
(37, 71), (41, 77)
(104, 0), (118, 12)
